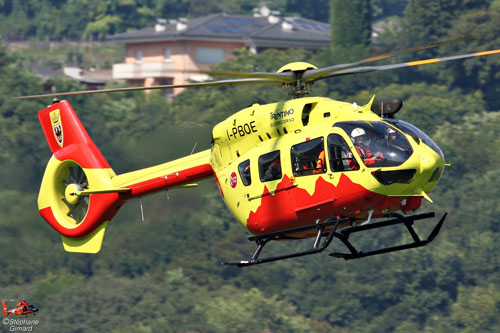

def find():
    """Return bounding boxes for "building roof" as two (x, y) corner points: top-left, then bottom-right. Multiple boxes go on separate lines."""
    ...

(107, 13), (330, 49)
(29, 63), (62, 81)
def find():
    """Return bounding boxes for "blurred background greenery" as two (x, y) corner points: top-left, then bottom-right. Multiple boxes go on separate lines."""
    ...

(1, 0), (499, 332)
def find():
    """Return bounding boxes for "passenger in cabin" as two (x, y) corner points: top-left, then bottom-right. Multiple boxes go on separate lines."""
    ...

(264, 158), (281, 181)
(386, 128), (397, 141)
(243, 164), (250, 181)
(313, 149), (325, 173)
(384, 127), (408, 155)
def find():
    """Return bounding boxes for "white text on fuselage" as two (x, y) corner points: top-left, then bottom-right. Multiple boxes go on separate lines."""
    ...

(226, 121), (257, 141)
(270, 109), (295, 127)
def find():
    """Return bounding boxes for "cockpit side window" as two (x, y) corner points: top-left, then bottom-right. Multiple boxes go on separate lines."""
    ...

(327, 134), (359, 171)
(259, 150), (282, 182)
(238, 159), (251, 186)
(291, 137), (326, 176)
(334, 121), (413, 168)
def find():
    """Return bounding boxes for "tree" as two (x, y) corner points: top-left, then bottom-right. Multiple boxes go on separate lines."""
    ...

(199, 288), (312, 332)
(371, 0), (409, 21)
(437, 10), (500, 109)
(402, 0), (489, 49)
(349, 82), (486, 133)
(451, 285), (500, 332)
(330, 0), (372, 62)
(285, 0), (330, 22)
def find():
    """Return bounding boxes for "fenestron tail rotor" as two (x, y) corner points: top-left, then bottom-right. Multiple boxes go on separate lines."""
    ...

(61, 162), (89, 224)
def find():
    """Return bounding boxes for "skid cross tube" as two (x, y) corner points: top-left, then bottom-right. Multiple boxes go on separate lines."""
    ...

(222, 218), (348, 267)
(222, 212), (447, 267)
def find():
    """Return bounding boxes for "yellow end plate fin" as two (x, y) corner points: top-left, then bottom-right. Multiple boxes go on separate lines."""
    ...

(61, 222), (109, 253)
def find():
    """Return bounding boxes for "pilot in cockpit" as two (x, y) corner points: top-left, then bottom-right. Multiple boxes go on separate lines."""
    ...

(351, 128), (384, 165)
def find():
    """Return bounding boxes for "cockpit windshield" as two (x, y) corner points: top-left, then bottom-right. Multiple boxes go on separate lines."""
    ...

(334, 121), (413, 167)
(385, 119), (444, 160)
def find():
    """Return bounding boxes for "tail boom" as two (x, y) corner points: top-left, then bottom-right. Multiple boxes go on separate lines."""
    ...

(112, 151), (214, 198)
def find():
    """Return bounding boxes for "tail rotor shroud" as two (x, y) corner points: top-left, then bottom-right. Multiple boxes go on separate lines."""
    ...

(37, 101), (122, 253)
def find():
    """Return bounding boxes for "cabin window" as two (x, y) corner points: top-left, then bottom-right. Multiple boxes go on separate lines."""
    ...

(238, 159), (251, 186)
(136, 50), (143, 63)
(291, 137), (326, 176)
(327, 134), (359, 171)
(259, 150), (282, 182)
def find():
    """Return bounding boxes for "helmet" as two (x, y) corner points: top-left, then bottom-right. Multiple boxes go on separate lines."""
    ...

(351, 128), (366, 138)
(385, 128), (396, 139)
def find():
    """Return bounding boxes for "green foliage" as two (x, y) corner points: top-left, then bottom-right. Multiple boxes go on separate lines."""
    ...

(431, 112), (500, 236)
(0, 0), (332, 41)
(83, 15), (122, 41)
(371, 0), (409, 21)
(402, 0), (489, 48)
(283, 0), (330, 22)
(437, 10), (500, 109)
(200, 287), (312, 332)
(1, 4), (500, 332)
(330, 0), (372, 61)
(350, 82), (486, 133)
(451, 285), (500, 332)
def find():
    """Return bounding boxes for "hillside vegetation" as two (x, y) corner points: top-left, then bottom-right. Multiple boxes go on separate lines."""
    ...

(1, 1), (500, 332)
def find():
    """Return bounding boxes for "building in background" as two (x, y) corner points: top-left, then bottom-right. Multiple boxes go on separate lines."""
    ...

(29, 63), (112, 93)
(107, 7), (330, 96)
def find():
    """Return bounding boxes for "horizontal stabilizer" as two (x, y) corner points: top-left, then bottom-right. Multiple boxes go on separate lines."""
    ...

(76, 188), (130, 195)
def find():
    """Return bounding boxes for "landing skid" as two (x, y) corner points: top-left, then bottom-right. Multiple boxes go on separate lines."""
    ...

(222, 212), (447, 267)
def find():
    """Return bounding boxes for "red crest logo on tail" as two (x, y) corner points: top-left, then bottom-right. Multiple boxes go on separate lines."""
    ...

(50, 109), (63, 147)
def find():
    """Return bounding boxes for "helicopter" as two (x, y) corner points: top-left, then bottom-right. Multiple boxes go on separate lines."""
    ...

(2, 299), (38, 316)
(16, 42), (500, 267)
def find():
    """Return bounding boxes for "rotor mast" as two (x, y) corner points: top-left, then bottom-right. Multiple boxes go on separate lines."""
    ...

(276, 62), (317, 98)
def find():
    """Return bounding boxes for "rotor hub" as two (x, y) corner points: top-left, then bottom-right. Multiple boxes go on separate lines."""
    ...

(276, 62), (318, 73)
(65, 183), (82, 205)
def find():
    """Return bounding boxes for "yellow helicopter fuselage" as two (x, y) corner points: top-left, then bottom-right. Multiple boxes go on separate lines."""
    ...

(210, 96), (444, 235)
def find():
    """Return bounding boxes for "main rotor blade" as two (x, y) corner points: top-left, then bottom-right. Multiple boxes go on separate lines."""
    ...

(317, 48), (500, 80)
(183, 69), (297, 82)
(12, 78), (278, 99)
(301, 34), (489, 82)
(184, 36), (487, 83)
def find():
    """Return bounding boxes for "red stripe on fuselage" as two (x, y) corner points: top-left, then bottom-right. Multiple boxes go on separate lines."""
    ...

(123, 164), (214, 198)
(247, 174), (411, 235)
